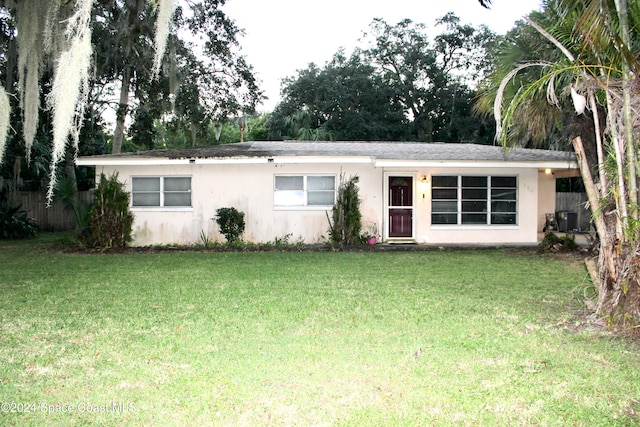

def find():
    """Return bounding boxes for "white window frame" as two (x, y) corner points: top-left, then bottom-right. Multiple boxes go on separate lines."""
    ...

(131, 176), (192, 209)
(431, 175), (517, 226)
(273, 174), (336, 210)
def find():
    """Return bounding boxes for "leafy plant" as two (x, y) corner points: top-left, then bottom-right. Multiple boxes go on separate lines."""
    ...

(82, 173), (134, 250)
(538, 232), (579, 252)
(215, 207), (245, 243)
(327, 174), (362, 245)
(199, 230), (213, 248)
(273, 233), (293, 247)
(0, 198), (37, 239)
(55, 175), (90, 231)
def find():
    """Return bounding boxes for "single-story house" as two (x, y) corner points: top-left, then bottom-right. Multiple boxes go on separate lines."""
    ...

(76, 141), (579, 247)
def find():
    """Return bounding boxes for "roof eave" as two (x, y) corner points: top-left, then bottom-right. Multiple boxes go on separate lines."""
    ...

(76, 155), (578, 170)
(76, 155), (374, 166)
(75, 157), (270, 166)
(373, 159), (579, 169)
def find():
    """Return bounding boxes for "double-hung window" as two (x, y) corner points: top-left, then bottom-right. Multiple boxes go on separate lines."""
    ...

(131, 176), (192, 208)
(274, 175), (336, 208)
(431, 175), (517, 225)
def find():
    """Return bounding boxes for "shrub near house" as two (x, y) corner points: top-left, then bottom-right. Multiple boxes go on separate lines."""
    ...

(81, 173), (133, 249)
(0, 198), (37, 239)
(215, 207), (245, 243)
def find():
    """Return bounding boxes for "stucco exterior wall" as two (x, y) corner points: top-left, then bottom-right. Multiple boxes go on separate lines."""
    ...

(381, 167), (542, 246)
(96, 162), (551, 247)
(537, 171), (557, 231)
(96, 162), (382, 246)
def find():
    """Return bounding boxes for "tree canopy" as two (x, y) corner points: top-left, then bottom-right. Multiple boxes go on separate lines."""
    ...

(267, 15), (497, 143)
(267, 52), (410, 141)
(0, 0), (263, 200)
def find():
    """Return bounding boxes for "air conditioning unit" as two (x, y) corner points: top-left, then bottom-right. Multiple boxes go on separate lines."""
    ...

(556, 211), (578, 232)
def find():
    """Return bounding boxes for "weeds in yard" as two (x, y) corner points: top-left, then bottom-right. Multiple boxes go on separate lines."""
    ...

(272, 233), (292, 247)
(198, 230), (213, 249)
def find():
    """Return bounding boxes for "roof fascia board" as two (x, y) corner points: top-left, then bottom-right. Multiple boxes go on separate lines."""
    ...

(75, 158), (190, 166)
(76, 156), (578, 169)
(190, 158), (268, 165)
(75, 158), (269, 166)
(374, 159), (579, 169)
(272, 156), (371, 164)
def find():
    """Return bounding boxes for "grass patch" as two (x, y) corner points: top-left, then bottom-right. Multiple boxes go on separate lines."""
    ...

(0, 234), (639, 425)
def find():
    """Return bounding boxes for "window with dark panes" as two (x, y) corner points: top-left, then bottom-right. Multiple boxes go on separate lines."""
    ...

(431, 175), (458, 224)
(490, 176), (517, 224)
(462, 176), (488, 224)
(431, 175), (517, 225)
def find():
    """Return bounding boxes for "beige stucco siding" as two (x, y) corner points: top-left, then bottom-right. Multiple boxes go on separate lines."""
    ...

(537, 171), (557, 232)
(382, 167), (542, 246)
(94, 161), (553, 247)
(96, 162), (383, 246)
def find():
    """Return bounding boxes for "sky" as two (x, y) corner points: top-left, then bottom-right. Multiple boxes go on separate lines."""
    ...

(221, 0), (543, 112)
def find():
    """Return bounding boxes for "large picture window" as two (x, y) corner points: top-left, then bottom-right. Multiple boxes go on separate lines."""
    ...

(274, 175), (336, 207)
(131, 176), (192, 207)
(431, 175), (517, 225)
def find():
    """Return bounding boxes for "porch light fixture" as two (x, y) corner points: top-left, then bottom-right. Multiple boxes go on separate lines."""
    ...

(420, 175), (429, 199)
(545, 168), (552, 175)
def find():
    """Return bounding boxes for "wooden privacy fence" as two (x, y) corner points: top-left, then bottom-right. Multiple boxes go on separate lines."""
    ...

(7, 191), (94, 231)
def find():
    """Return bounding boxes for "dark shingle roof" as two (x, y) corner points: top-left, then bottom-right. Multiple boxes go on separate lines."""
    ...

(79, 141), (577, 163)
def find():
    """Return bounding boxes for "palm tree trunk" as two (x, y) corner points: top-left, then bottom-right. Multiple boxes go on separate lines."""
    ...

(587, 93), (607, 191)
(613, 0), (638, 224)
(573, 137), (606, 242)
(603, 88), (627, 240)
(574, 136), (640, 323)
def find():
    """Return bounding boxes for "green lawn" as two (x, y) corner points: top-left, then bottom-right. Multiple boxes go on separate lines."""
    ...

(0, 234), (639, 426)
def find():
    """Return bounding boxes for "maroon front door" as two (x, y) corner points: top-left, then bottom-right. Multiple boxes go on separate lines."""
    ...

(389, 176), (413, 238)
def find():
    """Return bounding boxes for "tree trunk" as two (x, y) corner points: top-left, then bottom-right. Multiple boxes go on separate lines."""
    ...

(64, 142), (80, 227)
(614, 0), (638, 222)
(574, 137), (640, 328)
(112, 67), (130, 154)
(573, 137), (606, 241)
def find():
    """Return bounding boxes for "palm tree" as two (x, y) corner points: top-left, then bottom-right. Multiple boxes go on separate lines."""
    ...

(482, 0), (640, 327)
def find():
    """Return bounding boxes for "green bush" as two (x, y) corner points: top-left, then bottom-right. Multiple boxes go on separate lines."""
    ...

(327, 175), (362, 245)
(215, 207), (245, 243)
(82, 173), (134, 249)
(538, 232), (579, 252)
(55, 175), (90, 231)
(0, 198), (37, 239)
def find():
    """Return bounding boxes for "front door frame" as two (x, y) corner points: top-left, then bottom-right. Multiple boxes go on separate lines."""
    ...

(385, 173), (416, 241)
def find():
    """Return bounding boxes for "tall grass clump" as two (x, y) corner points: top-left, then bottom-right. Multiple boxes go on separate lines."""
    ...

(82, 173), (133, 250)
